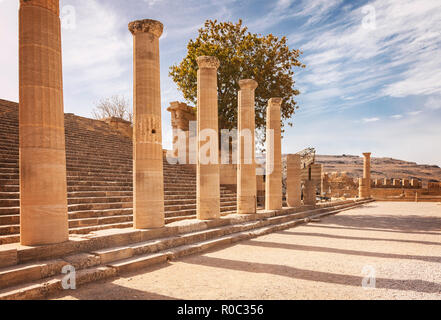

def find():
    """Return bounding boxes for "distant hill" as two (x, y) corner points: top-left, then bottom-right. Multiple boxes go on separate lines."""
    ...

(315, 154), (441, 185)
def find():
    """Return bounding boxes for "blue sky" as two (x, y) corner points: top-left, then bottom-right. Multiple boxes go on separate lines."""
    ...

(0, 0), (440, 166)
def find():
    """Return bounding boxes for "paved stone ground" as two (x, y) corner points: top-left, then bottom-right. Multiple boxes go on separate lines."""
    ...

(52, 202), (441, 300)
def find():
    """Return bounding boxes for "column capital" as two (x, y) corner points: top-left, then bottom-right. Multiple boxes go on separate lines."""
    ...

(197, 56), (220, 69)
(128, 19), (163, 37)
(20, 0), (59, 15)
(268, 98), (282, 107)
(363, 152), (371, 158)
(239, 79), (258, 90)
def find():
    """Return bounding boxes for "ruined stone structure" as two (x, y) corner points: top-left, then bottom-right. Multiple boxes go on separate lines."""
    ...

(103, 117), (133, 139)
(129, 19), (165, 229)
(303, 180), (316, 206)
(196, 56), (221, 220)
(237, 80), (258, 214)
(310, 163), (323, 195)
(322, 172), (358, 198)
(286, 154), (302, 207)
(265, 98), (283, 211)
(0, 6), (383, 299)
(19, 0), (69, 246)
(167, 102), (196, 164)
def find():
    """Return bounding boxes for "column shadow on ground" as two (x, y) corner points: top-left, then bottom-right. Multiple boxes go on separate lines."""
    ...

(242, 240), (441, 263)
(50, 263), (181, 300)
(323, 214), (441, 232)
(278, 231), (441, 246)
(184, 256), (441, 294)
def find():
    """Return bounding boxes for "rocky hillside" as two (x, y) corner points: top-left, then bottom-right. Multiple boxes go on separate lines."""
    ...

(315, 155), (441, 184)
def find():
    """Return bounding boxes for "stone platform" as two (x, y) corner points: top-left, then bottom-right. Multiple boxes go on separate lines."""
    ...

(0, 199), (372, 300)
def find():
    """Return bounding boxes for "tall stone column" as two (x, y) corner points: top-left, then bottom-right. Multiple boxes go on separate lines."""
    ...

(19, 0), (69, 246)
(286, 154), (301, 207)
(196, 56), (220, 220)
(237, 79), (258, 214)
(129, 19), (164, 229)
(265, 98), (283, 211)
(359, 152), (371, 198)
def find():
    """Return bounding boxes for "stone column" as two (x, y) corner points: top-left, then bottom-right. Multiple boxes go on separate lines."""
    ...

(286, 154), (301, 207)
(359, 152), (371, 198)
(311, 163), (323, 196)
(19, 0), (69, 246)
(237, 79), (258, 214)
(196, 56), (220, 220)
(129, 19), (164, 229)
(265, 98), (283, 211)
(303, 180), (316, 206)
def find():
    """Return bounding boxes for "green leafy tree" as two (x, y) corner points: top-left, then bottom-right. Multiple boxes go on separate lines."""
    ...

(169, 19), (305, 145)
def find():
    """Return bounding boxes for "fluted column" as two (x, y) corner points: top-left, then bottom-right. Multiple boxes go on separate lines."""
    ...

(237, 79), (258, 214)
(19, 0), (69, 245)
(265, 98), (283, 211)
(359, 152), (371, 198)
(286, 154), (301, 207)
(129, 19), (164, 229)
(196, 56), (220, 220)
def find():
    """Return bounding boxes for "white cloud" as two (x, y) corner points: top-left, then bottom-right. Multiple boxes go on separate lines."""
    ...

(407, 111), (422, 116)
(293, 0), (441, 115)
(390, 114), (403, 119)
(424, 96), (441, 110)
(363, 117), (380, 123)
(0, 0), (19, 102)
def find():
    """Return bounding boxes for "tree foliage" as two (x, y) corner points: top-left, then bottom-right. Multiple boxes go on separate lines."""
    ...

(169, 19), (305, 142)
(92, 95), (133, 123)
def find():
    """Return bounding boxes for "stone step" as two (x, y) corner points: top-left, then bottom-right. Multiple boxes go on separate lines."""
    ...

(67, 191), (133, 198)
(0, 224), (19, 236)
(0, 215), (19, 225)
(69, 221), (133, 235)
(68, 208), (133, 220)
(67, 186), (132, 192)
(0, 200), (373, 298)
(0, 207), (19, 216)
(0, 259), (68, 290)
(0, 180), (18, 186)
(68, 215), (133, 228)
(0, 234), (19, 245)
(67, 196), (133, 205)
(68, 202), (133, 212)
(0, 192), (19, 200)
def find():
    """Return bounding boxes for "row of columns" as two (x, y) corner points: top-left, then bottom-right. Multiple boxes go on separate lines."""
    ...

(17, 7), (308, 246)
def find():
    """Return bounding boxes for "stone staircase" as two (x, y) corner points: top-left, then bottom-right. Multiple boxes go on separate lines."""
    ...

(0, 99), (237, 245)
(0, 198), (374, 300)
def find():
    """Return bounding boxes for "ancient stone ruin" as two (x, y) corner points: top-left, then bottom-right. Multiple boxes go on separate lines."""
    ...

(1, 0), (438, 300)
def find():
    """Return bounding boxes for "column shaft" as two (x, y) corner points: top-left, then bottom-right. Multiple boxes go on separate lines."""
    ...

(197, 56), (220, 220)
(303, 180), (316, 206)
(19, 0), (69, 246)
(237, 80), (258, 214)
(129, 19), (164, 229)
(360, 152), (371, 198)
(265, 98), (283, 210)
(286, 154), (301, 207)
